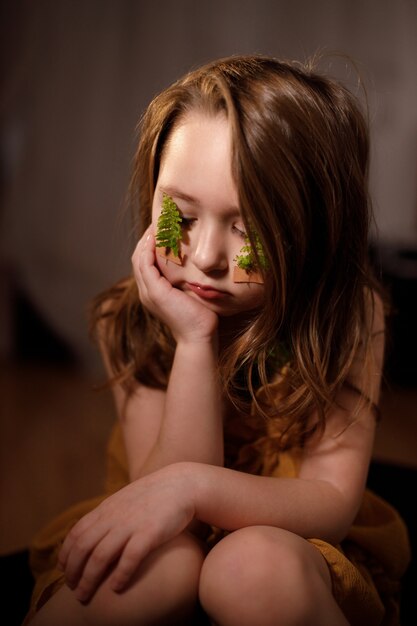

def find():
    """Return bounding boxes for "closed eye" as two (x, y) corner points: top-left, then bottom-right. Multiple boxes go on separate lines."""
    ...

(232, 224), (247, 238)
(181, 216), (196, 228)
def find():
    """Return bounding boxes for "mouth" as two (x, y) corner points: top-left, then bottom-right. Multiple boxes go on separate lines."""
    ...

(185, 282), (230, 300)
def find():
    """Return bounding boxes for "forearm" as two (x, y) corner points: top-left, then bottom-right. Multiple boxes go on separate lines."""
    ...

(138, 340), (223, 476)
(185, 462), (358, 545)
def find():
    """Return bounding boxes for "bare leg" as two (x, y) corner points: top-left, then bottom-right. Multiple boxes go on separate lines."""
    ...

(199, 526), (349, 626)
(29, 531), (206, 626)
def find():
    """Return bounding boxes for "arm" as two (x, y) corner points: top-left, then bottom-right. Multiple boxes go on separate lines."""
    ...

(61, 292), (383, 596)
(190, 389), (376, 545)
(60, 385), (379, 597)
(191, 290), (385, 544)
(104, 228), (224, 480)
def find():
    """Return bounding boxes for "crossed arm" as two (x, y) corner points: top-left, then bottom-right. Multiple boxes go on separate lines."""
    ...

(58, 229), (384, 602)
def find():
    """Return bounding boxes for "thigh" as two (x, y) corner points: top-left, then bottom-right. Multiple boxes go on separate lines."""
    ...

(30, 531), (206, 626)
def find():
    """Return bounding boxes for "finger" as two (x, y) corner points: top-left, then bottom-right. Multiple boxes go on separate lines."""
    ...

(60, 521), (109, 590)
(131, 226), (153, 270)
(58, 512), (98, 570)
(134, 225), (154, 257)
(109, 536), (151, 593)
(136, 247), (168, 303)
(73, 530), (128, 603)
(132, 233), (157, 287)
(144, 225), (155, 248)
(134, 251), (155, 302)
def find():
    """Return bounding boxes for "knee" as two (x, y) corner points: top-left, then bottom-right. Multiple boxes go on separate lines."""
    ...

(199, 526), (328, 625)
(200, 525), (312, 597)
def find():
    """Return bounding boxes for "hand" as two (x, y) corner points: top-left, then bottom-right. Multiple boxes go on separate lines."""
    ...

(132, 227), (219, 343)
(58, 463), (195, 602)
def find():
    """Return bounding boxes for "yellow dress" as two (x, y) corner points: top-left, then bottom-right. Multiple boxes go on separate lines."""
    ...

(23, 413), (410, 626)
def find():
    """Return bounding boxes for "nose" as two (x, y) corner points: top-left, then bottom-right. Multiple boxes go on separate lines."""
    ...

(190, 224), (228, 273)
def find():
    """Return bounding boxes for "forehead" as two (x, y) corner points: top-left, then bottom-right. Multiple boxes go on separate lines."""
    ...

(157, 112), (238, 208)
(161, 111), (230, 166)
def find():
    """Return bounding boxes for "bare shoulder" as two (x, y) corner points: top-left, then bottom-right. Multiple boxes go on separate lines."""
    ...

(349, 288), (385, 405)
(302, 292), (385, 492)
(366, 288), (385, 336)
(298, 288), (385, 515)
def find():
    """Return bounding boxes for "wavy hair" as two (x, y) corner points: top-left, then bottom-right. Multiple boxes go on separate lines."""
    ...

(91, 55), (380, 450)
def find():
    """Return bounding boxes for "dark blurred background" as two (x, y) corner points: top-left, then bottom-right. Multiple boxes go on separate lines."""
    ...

(1, 0), (417, 372)
(0, 0), (416, 622)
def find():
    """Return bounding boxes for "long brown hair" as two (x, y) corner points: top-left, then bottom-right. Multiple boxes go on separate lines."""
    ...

(91, 55), (379, 449)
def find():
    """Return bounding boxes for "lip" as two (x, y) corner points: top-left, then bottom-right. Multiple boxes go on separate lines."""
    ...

(185, 282), (230, 300)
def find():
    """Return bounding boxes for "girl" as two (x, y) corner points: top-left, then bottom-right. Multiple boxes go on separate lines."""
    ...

(26, 55), (409, 626)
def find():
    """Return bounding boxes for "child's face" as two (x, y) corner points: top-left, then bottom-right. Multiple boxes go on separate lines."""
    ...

(151, 112), (264, 317)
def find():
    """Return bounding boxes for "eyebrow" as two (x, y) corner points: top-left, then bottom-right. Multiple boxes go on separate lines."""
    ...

(159, 185), (241, 217)
(159, 186), (200, 205)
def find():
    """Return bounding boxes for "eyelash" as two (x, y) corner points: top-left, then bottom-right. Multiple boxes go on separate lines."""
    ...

(233, 225), (247, 238)
(179, 212), (246, 238)
(180, 216), (196, 228)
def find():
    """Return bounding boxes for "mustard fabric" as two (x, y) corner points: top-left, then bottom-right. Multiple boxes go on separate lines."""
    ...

(24, 420), (410, 625)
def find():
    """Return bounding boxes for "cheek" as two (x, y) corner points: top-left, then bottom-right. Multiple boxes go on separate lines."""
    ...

(237, 284), (265, 310)
(155, 251), (182, 284)
(151, 210), (159, 232)
(155, 252), (170, 277)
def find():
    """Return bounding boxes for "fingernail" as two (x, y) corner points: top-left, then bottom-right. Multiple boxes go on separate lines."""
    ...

(75, 589), (88, 603)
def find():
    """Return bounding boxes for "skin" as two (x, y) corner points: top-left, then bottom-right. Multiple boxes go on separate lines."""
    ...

(30, 112), (384, 626)
(152, 113), (264, 320)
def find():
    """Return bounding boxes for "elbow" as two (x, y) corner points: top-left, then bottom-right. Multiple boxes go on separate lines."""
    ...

(314, 482), (361, 545)
(324, 522), (351, 546)
(317, 515), (352, 546)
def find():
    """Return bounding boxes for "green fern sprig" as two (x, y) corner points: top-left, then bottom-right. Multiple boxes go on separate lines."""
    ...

(235, 232), (268, 272)
(155, 193), (182, 258)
